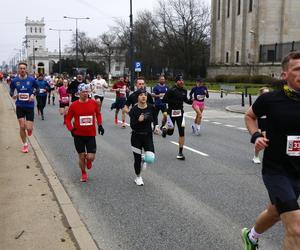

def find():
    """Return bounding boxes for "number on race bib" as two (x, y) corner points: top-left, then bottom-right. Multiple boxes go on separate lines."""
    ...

(18, 93), (29, 101)
(79, 116), (93, 126)
(286, 136), (300, 156)
(171, 110), (182, 117)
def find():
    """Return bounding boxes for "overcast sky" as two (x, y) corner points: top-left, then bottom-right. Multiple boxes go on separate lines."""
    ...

(1, 0), (210, 64)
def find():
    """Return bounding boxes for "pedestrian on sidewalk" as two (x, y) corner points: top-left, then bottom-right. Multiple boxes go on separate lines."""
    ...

(65, 83), (104, 182)
(9, 62), (39, 153)
(242, 51), (300, 250)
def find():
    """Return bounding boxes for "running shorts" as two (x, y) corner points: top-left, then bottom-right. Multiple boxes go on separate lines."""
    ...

(16, 107), (34, 121)
(94, 95), (104, 102)
(115, 98), (126, 109)
(263, 174), (300, 214)
(192, 100), (205, 109)
(73, 136), (97, 154)
(59, 102), (69, 108)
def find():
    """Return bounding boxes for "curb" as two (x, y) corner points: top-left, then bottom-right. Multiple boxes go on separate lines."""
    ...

(225, 105), (248, 114)
(1, 83), (99, 250)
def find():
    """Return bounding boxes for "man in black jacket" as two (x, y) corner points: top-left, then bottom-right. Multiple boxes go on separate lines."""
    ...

(67, 74), (86, 103)
(163, 74), (192, 160)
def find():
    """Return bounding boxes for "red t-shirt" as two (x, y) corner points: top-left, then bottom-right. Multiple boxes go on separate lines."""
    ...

(65, 99), (102, 136)
(112, 81), (127, 98)
(58, 86), (70, 103)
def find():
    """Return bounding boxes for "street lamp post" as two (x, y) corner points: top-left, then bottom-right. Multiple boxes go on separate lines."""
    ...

(104, 42), (113, 84)
(129, 0), (134, 91)
(49, 28), (72, 74)
(32, 41), (37, 74)
(63, 16), (90, 71)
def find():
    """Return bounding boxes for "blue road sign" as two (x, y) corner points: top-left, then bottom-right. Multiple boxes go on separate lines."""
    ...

(135, 61), (142, 72)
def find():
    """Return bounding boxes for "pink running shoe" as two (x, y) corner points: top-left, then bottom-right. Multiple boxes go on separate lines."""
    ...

(86, 159), (92, 170)
(21, 144), (29, 153)
(27, 130), (32, 136)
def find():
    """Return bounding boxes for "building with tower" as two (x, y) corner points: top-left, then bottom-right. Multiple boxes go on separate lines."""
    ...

(208, 0), (300, 77)
(24, 17), (126, 77)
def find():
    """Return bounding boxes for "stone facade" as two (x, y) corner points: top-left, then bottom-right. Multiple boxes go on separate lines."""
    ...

(208, 0), (300, 78)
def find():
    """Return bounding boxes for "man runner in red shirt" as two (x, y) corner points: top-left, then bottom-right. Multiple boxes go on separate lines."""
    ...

(65, 83), (104, 182)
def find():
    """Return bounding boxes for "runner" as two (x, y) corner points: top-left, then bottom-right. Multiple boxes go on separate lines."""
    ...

(252, 87), (269, 164)
(65, 83), (104, 182)
(124, 77), (156, 131)
(111, 76), (128, 128)
(36, 73), (50, 120)
(48, 76), (56, 105)
(90, 74), (108, 111)
(67, 74), (85, 103)
(242, 51), (300, 250)
(124, 75), (131, 98)
(9, 62), (39, 153)
(189, 77), (209, 135)
(57, 79), (70, 124)
(129, 88), (155, 186)
(162, 74), (192, 160)
(152, 75), (168, 135)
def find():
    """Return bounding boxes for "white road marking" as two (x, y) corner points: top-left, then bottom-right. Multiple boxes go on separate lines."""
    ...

(238, 127), (247, 131)
(170, 141), (209, 157)
(224, 124), (235, 128)
(212, 122), (222, 125)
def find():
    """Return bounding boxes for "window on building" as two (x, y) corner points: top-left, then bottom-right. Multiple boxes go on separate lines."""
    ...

(115, 66), (120, 72)
(267, 50), (275, 61)
(226, 52), (229, 63)
(227, 0), (230, 18)
(217, 0), (221, 20)
(35, 27), (37, 33)
(39, 28), (41, 33)
(236, 51), (240, 63)
(249, 0), (253, 12)
(237, 0), (241, 15)
(30, 27), (32, 33)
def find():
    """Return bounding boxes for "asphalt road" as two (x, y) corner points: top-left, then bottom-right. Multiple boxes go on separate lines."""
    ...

(31, 91), (282, 250)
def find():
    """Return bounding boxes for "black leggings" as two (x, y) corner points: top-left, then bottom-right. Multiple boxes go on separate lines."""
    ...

(131, 132), (154, 175)
(153, 105), (166, 126)
(36, 95), (47, 115)
(168, 115), (185, 137)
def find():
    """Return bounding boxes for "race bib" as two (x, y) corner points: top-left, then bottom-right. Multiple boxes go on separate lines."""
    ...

(79, 116), (93, 126)
(119, 87), (126, 94)
(286, 136), (300, 156)
(171, 109), (182, 117)
(159, 93), (165, 99)
(39, 89), (46, 93)
(18, 93), (29, 101)
(96, 85), (101, 89)
(61, 96), (69, 103)
(196, 94), (205, 101)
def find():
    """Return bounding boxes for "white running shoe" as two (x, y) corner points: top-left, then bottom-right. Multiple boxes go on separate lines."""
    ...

(252, 156), (261, 164)
(134, 176), (144, 186)
(196, 126), (201, 135)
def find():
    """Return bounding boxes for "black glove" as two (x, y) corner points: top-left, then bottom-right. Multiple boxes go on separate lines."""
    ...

(71, 128), (76, 137)
(250, 131), (263, 144)
(98, 125), (104, 135)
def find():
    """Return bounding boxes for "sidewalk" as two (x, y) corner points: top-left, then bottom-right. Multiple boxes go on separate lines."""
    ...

(0, 83), (77, 250)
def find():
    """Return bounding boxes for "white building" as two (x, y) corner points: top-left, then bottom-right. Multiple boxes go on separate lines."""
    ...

(208, 0), (300, 77)
(25, 17), (126, 76)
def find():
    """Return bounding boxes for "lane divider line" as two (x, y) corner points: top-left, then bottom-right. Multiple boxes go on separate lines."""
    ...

(170, 141), (209, 157)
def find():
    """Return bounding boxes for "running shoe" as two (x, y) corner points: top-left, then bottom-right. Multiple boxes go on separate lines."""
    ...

(21, 144), (29, 153)
(86, 159), (92, 170)
(121, 122), (126, 128)
(134, 176), (144, 186)
(27, 130), (32, 136)
(191, 124), (196, 134)
(80, 171), (88, 182)
(252, 156), (261, 164)
(161, 126), (167, 138)
(176, 153), (185, 160)
(41, 115), (45, 120)
(241, 228), (259, 250)
(196, 126), (201, 136)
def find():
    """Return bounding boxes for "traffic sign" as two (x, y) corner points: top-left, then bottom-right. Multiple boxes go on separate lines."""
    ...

(135, 61), (141, 72)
